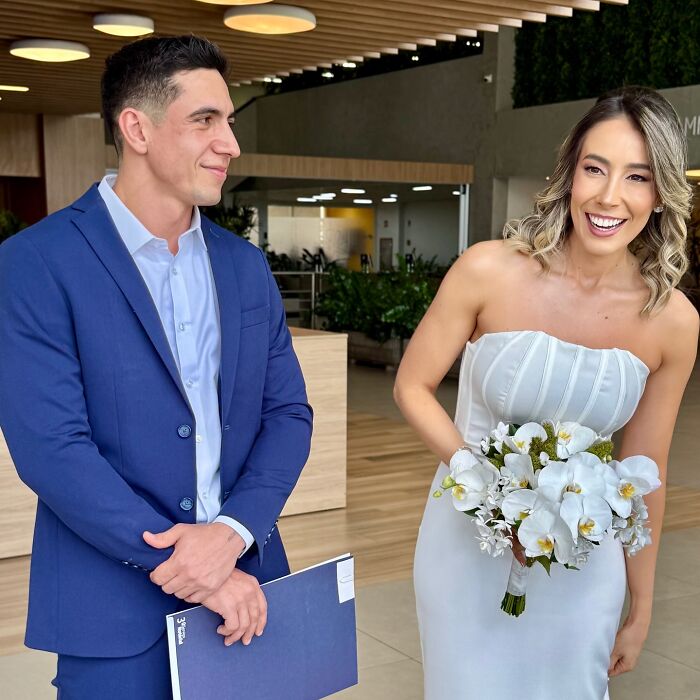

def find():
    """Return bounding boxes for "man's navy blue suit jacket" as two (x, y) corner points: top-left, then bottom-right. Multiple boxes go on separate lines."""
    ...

(0, 185), (313, 658)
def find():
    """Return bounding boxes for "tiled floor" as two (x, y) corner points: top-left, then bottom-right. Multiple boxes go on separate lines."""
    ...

(3, 360), (700, 699)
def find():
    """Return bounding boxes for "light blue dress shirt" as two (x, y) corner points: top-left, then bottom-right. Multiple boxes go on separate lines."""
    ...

(98, 175), (254, 555)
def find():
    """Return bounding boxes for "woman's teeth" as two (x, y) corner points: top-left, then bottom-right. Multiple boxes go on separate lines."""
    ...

(587, 214), (625, 231)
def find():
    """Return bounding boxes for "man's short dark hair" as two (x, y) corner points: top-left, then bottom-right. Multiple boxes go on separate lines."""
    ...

(101, 35), (228, 154)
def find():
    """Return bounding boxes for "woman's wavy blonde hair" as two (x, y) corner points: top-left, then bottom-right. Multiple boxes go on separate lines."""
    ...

(503, 86), (692, 316)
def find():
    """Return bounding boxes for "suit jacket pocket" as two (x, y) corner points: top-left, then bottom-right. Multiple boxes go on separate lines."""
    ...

(241, 304), (270, 328)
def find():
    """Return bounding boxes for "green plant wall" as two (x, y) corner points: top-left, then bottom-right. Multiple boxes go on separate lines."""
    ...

(513, 0), (700, 108)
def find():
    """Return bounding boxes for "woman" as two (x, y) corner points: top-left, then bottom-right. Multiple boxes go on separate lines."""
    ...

(395, 87), (698, 699)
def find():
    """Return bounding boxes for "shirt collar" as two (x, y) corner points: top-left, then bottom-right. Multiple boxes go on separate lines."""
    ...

(98, 174), (206, 255)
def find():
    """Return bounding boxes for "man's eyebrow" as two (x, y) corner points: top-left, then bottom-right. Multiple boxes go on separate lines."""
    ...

(187, 107), (236, 120)
(583, 153), (651, 171)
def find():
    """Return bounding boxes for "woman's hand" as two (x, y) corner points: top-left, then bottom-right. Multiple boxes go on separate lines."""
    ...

(608, 616), (649, 677)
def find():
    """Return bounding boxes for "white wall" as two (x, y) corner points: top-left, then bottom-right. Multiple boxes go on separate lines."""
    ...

(401, 199), (460, 265)
(267, 205), (365, 265)
(505, 176), (547, 223)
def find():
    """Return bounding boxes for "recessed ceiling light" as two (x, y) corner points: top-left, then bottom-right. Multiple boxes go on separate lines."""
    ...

(321, 71), (334, 79)
(452, 190), (460, 195)
(341, 188), (365, 194)
(272, 77), (282, 83)
(382, 197), (397, 203)
(412, 185), (433, 191)
(10, 39), (90, 62)
(342, 61), (356, 68)
(297, 197), (317, 203)
(93, 14), (154, 37)
(0, 84), (29, 92)
(412, 55), (420, 62)
(224, 5), (316, 35)
(354, 199), (373, 204)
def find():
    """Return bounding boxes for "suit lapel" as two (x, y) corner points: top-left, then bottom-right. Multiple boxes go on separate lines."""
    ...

(202, 220), (241, 425)
(72, 188), (189, 406)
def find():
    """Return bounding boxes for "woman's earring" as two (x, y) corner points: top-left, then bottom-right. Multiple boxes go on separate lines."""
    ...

(653, 205), (664, 213)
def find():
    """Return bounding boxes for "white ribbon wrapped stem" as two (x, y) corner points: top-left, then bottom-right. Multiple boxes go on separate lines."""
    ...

(506, 555), (530, 596)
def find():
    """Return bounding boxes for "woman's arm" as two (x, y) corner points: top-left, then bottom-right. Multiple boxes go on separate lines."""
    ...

(609, 291), (699, 676)
(394, 241), (499, 464)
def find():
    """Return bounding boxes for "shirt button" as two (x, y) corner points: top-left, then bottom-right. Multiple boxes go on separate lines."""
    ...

(186, 379), (194, 388)
(172, 267), (178, 276)
(196, 434), (203, 443)
(178, 322), (186, 332)
(177, 424), (192, 438)
(179, 497), (194, 511)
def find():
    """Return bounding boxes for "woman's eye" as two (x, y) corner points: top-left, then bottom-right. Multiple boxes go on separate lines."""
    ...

(584, 165), (603, 175)
(628, 174), (649, 183)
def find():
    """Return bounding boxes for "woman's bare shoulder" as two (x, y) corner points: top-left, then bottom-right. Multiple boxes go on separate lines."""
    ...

(654, 289), (699, 362)
(450, 239), (527, 280)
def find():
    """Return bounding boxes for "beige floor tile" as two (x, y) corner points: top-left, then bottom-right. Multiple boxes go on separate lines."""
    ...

(652, 572), (700, 602)
(331, 658), (424, 700)
(609, 649), (700, 700)
(655, 527), (700, 585)
(355, 578), (422, 662)
(643, 594), (700, 671)
(0, 648), (55, 699)
(356, 630), (408, 670)
(348, 364), (458, 422)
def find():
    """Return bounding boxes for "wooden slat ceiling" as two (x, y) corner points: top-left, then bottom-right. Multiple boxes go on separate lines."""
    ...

(0, 0), (628, 115)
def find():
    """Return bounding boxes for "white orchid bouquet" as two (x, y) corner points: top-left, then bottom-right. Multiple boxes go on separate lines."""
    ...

(433, 420), (661, 617)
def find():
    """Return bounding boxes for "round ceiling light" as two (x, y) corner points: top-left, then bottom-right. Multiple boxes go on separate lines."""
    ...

(0, 84), (29, 92)
(224, 5), (316, 34)
(93, 14), (154, 37)
(10, 39), (90, 63)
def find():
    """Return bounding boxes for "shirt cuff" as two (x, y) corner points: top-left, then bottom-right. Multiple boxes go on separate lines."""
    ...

(213, 516), (255, 558)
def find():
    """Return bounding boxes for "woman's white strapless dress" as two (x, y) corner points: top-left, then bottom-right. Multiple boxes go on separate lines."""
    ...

(414, 330), (650, 700)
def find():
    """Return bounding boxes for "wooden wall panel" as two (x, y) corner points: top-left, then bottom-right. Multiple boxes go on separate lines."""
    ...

(283, 328), (348, 516)
(0, 114), (41, 178)
(229, 152), (473, 185)
(43, 115), (106, 213)
(0, 431), (35, 559)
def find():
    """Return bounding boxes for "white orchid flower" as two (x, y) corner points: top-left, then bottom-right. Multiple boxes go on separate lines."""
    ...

(559, 492), (612, 543)
(449, 447), (481, 476)
(504, 422), (547, 455)
(553, 421), (597, 459)
(604, 455), (661, 518)
(451, 460), (500, 512)
(501, 488), (543, 523)
(517, 505), (574, 564)
(539, 451), (550, 467)
(536, 451), (607, 503)
(490, 421), (510, 453)
(502, 452), (537, 489)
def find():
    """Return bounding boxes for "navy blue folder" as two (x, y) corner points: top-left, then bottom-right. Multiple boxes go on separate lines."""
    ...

(166, 554), (358, 699)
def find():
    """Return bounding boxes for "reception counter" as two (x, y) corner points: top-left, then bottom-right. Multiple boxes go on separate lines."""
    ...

(0, 326), (347, 560)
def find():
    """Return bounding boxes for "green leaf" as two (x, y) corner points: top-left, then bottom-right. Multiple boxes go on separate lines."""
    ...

(534, 555), (552, 576)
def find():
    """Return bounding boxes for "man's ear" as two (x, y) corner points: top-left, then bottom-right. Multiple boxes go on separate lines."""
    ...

(117, 107), (151, 156)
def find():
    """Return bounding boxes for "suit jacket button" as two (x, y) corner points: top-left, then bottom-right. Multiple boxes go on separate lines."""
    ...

(177, 424), (192, 439)
(179, 497), (194, 511)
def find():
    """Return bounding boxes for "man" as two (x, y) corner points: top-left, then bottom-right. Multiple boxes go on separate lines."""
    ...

(0, 35), (312, 698)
